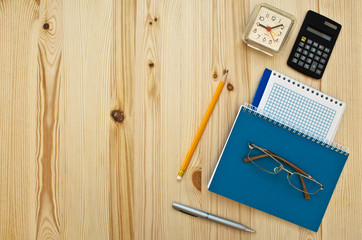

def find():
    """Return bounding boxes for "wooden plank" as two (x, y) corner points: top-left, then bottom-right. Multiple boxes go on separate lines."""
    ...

(59, 0), (112, 239)
(0, 1), (39, 239)
(109, 0), (136, 239)
(35, 0), (62, 238)
(134, 1), (163, 238)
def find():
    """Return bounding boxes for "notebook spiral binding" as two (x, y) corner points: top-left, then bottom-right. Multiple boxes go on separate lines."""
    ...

(242, 103), (349, 156)
(271, 71), (345, 108)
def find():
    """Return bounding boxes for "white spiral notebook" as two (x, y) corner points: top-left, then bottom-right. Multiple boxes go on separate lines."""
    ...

(252, 68), (346, 141)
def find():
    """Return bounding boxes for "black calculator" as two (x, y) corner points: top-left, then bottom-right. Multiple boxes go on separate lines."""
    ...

(287, 11), (341, 79)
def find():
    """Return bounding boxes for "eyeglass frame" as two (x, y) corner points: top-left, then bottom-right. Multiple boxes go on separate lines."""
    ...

(244, 143), (324, 199)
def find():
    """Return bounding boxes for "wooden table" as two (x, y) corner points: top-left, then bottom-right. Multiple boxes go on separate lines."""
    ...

(1, 0), (361, 239)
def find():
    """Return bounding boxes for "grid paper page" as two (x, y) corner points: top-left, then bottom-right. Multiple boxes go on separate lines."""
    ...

(257, 70), (345, 141)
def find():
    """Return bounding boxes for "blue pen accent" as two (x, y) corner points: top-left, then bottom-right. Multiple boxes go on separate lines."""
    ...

(251, 68), (272, 107)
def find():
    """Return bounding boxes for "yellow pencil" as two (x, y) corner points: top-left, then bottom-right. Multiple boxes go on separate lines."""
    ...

(177, 70), (229, 181)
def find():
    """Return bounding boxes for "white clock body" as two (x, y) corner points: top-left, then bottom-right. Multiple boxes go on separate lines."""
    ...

(243, 4), (296, 56)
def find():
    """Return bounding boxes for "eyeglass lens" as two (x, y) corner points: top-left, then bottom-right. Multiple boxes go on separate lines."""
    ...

(288, 173), (321, 194)
(248, 147), (282, 174)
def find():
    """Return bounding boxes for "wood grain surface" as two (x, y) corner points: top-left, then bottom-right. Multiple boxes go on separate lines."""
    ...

(0, 0), (361, 239)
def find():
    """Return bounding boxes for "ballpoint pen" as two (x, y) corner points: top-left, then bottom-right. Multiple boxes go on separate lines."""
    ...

(172, 202), (256, 233)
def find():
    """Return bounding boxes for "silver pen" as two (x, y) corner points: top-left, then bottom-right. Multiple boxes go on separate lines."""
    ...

(172, 202), (256, 233)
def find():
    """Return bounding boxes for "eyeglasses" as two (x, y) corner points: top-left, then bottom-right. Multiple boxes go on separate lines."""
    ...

(244, 143), (323, 199)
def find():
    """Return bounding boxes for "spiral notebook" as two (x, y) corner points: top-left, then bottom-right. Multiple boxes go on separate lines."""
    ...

(208, 105), (349, 232)
(252, 68), (345, 141)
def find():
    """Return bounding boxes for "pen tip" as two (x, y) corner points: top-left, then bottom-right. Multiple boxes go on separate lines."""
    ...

(244, 227), (256, 233)
(177, 175), (182, 181)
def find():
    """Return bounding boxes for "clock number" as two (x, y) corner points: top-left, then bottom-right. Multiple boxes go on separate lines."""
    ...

(263, 37), (266, 42)
(256, 34), (261, 39)
(268, 40), (272, 44)
(259, 16), (264, 21)
(281, 25), (284, 30)
(278, 31), (282, 36)
(275, 38), (279, 43)
(271, 16), (276, 21)
(253, 28), (257, 33)
(266, 13), (270, 18)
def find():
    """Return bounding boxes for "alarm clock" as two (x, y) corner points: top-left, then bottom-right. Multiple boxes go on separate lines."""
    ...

(242, 3), (296, 56)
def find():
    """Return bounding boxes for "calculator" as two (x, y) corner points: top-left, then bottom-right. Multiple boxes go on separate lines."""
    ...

(287, 11), (341, 79)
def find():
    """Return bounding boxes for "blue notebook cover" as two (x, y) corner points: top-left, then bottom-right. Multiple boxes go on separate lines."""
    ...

(208, 105), (348, 232)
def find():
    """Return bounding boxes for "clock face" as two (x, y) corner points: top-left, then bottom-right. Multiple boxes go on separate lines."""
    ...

(243, 4), (296, 55)
(248, 7), (292, 51)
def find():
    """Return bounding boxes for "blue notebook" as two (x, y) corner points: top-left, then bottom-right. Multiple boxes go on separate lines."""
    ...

(208, 105), (349, 232)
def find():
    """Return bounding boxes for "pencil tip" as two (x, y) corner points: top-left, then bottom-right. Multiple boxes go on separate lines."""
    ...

(177, 175), (182, 181)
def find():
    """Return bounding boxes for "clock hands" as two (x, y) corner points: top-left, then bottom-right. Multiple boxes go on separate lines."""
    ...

(257, 23), (268, 29)
(257, 22), (282, 42)
(270, 24), (284, 29)
(269, 31), (276, 42)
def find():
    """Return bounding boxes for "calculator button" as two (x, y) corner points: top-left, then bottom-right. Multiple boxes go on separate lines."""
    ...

(304, 45), (311, 50)
(307, 39), (313, 45)
(292, 58), (298, 64)
(316, 50), (322, 56)
(299, 42), (305, 47)
(306, 58), (312, 64)
(316, 69), (322, 75)
(304, 63), (310, 69)
(318, 45), (324, 51)
(318, 64), (324, 70)
(322, 53), (329, 59)
(324, 48), (330, 53)
(308, 53), (314, 59)
(320, 58), (326, 64)
(302, 50), (308, 55)
(312, 42), (319, 48)
(294, 52), (301, 58)
(300, 55), (306, 61)
(314, 56), (320, 61)
(311, 47), (316, 53)
(298, 60), (304, 66)
(301, 36), (307, 42)
(311, 61), (318, 72)
(297, 47), (303, 53)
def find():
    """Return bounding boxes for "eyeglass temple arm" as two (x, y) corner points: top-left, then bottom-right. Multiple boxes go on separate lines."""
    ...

(298, 175), (310, 200)
(243, 153), (311, 200)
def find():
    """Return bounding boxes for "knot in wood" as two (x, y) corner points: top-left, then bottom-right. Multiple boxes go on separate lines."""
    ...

(111, 110), (124, 123)
(227, 83), (234, 91)
(43, 23), (50, 30)
(192, 170), (202, 191)
(213, 73), (218, 79)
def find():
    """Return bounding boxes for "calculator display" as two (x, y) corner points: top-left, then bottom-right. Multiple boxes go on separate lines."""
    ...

(306, 26), (331, 41)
